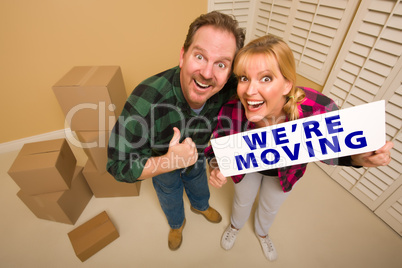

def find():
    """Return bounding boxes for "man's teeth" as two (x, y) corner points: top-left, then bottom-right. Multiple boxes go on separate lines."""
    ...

(195, 80), (209, 88)
(247, 101), (264, 105)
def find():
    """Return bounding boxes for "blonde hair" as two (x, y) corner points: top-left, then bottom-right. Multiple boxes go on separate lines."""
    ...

(233, 34), (305, 121)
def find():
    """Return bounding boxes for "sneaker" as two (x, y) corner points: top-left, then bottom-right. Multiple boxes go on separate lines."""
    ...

(255, 231), (278, 261)
(221, 224), (239, 250)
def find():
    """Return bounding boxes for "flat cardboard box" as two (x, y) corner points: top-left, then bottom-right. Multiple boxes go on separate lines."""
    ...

(68, 211), (119, 262)
(83, 159), (141, 198)
(17, 166), (93, 225)
(8, 138), (77, 195)
(52, 66), (127, 131)
(75, 130), (111, 170)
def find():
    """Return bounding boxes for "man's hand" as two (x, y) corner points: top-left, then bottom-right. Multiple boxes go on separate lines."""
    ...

(166, 127), (198, 169)
(351, 141), (393, 167)
(208, 158), (227, 188)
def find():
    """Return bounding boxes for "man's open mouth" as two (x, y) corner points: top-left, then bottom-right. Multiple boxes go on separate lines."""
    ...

(194, 79), (211, 89)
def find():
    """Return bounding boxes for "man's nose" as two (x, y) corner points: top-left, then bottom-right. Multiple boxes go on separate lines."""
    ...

(200, 62), (213, 80)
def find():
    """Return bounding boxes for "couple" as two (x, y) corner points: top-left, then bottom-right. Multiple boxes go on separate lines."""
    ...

(107, 11), (393, 261)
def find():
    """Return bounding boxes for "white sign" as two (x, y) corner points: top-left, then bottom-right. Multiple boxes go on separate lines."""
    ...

(211, 100), (386, 177)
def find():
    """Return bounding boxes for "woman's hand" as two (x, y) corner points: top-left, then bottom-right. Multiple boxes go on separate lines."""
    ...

(209, 167), (227, 188)
(208, 158), (227, 188)
(351, 141), (393, 167)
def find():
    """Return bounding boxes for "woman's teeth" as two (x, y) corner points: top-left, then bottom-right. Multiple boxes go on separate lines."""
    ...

(247, 101), (264, 108)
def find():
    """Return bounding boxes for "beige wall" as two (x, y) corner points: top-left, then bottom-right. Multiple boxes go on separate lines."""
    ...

(296, 74), (323, 92)
(0, 0), (207, 143)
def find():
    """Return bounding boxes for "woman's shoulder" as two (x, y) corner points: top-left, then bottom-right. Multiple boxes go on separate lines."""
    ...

(298, 87), (338, 116)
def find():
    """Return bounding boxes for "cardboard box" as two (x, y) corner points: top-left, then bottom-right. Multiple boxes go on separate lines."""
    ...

(75, 130), (111, 170)
(8, 138), (77, 195)
(17, 166), (93, 225)
(83, 159), (141, 198)
(68, 211), (119, 262)
(52, 66), (127, 131)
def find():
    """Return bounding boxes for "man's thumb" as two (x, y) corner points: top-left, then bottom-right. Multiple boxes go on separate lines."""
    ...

(169, 127), (181, 146)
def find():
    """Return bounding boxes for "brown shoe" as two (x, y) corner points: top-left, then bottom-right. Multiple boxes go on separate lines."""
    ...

(168, 219), (186, 251)
(190, 206), (222, 223)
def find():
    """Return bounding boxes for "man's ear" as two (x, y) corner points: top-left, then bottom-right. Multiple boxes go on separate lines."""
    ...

(179, 47), (185, 68)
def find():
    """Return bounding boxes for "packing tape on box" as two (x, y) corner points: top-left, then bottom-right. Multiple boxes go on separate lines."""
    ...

(77, 66), (99, 86)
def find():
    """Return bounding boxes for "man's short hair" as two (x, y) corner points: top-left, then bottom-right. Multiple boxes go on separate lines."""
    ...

(183, 11), (246, 54)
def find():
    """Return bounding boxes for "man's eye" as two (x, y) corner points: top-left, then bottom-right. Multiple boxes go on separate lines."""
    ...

(262, 76), (272, 82)
(217, 63), (226, 69)
(196, 54), (203, 60)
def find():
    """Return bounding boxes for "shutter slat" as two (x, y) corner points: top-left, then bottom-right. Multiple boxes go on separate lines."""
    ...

(354, 78), (379, 95)
(351, 87), (375, 103)
(345, 52), (365, 66)
(359, 68), (386, 87)
(318, 5), (344, 19)
(320, 0), (348, 9)
(359, 22), (383, 37)
(368, 0), (397, 13)
(371, 50), (398, 67)
(369, 168), (394, 186)
(376, 39), (402, 56)
(387, 205), (402, 223)
(334, 77), (353, 92)
(363, 10), (390, 25)
(365, 60), (392, 77)
(356, 183), (378, 201)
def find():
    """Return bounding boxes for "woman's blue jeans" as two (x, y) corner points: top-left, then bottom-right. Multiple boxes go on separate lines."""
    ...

(152, 157), (210, 229)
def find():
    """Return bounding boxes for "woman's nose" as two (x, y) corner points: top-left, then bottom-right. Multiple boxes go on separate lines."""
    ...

(246, 81), (258, 95)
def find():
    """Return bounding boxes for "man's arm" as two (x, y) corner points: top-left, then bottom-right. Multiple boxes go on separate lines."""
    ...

(134, 127), (198, 180)
(107, 127), (198, 182)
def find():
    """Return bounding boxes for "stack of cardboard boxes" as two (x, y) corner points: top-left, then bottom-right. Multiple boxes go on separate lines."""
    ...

(8, 140), (120, 262)
(52, 66), (141, 197)
(8, 138), (93, 225)
(8, 66), (142, 261)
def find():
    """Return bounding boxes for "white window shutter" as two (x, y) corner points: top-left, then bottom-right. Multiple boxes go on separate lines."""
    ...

(210, 0), (359, 85)
(208, 0), (255, 42)
(321, 0), (402, 217)
(251, 0), (293, 40)
(324, 0), (402, 109)
(250, 0), (359, 86)
(289, 0), (359, 86)
(375, 185), (402, 236)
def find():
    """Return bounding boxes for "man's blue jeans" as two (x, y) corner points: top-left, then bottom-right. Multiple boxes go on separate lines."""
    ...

(152, 157), (210, 229)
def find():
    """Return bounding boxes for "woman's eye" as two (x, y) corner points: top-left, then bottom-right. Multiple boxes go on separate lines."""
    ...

(239, 76), (248, 82)
(262, 76), (272, 82)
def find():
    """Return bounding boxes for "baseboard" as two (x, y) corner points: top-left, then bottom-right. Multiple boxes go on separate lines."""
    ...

(0, 129), (72, 153)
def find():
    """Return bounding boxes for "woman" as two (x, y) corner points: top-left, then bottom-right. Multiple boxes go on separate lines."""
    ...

(204, 34), (392, 261)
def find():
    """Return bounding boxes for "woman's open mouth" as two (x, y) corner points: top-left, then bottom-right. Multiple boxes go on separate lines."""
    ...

(247, 100), (264, 109)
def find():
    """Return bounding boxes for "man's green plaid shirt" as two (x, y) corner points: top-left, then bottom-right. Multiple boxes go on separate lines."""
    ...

(107, 66), (237, 183)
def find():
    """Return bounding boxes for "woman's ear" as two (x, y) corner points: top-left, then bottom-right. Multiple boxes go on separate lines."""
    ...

(283, 80), (293, 96)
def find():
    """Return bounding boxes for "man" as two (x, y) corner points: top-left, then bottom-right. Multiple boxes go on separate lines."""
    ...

(107, 11), (393, 252)
(107, 11), (246, 251)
